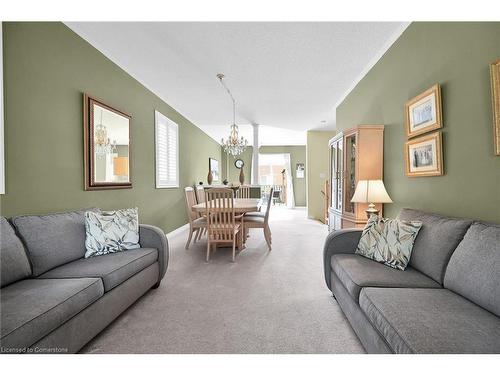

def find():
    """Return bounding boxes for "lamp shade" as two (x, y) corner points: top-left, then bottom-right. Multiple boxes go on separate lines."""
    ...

(351, 180), (393, 203)
(113, 156), (129, 176)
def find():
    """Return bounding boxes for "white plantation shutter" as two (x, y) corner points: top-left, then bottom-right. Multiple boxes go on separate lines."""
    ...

(155, 110), (179, 188)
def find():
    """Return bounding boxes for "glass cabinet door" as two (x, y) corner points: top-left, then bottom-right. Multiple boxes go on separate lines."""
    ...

(344, 133), (356, 214)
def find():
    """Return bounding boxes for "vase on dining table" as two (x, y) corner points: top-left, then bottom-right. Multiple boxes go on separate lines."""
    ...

(239, 168), (245, 185)
(207, 169), (213, 185)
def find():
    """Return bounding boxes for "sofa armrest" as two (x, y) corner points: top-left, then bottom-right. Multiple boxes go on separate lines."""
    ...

(323, 229), (362, 291)
(139, 224), (169, 282)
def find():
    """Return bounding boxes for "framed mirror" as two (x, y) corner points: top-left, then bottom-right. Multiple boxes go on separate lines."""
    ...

(83, 94), (132, 190)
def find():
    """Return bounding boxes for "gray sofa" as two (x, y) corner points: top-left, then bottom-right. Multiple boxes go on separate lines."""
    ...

(323, 208), (500, 354)
(0, 209), (168, 353)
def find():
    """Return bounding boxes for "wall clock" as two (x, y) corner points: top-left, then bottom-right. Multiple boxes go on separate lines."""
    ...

(234, 159), (244, 169)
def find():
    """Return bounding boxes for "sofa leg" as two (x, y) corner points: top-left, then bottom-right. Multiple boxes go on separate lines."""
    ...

(151, 280), (161, 289)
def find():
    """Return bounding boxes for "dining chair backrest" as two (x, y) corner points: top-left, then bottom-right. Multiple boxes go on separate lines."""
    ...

(195, 185), (206, 204)
(205, 188), (237, 242)
(237, 185), (251, 199)
(264, 187), (274, 223)
(184, 187), (198, 222)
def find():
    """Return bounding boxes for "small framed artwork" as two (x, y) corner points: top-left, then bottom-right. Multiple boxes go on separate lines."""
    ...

(209, 158), (219, 181)
(405, 84), (442, 138)
(296, 163), (305, 178)
(490, 59), (500, 155)
(405, 131), (443, 177)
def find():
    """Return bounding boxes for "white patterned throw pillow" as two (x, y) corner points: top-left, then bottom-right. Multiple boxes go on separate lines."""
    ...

(84, 208), (140, 258)
(356, 215), (422, 270)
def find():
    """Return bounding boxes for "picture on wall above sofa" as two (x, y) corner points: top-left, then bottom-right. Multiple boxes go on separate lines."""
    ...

(405, 131), (443, 177)
(405, 84), (442, 138)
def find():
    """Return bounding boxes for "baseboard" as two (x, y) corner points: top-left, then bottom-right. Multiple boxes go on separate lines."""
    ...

(166, 223), (189, 238)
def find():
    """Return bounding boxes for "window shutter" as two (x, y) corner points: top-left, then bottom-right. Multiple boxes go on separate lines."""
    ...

(155, 110), (179, 188)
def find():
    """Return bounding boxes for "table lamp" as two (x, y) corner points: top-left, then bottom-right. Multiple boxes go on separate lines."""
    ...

(351, 180), (393, 218)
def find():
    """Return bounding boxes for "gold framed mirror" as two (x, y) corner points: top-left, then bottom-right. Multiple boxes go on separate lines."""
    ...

(83, 94), (132, 190)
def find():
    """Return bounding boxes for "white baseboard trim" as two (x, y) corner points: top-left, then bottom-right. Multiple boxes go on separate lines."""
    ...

(166, 223), (189, 238)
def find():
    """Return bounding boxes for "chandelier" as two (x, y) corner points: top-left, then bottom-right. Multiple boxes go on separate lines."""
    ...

(94, 110), (117, 156)
(218, 74), (248, 157)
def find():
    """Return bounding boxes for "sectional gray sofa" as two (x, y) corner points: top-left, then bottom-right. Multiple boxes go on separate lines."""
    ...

(0, 209), (168, 353)
(323, 208), (500, 354)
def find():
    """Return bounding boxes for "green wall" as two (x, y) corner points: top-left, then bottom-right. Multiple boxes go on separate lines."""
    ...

(306, 131), (336, 221)
(0, 22), (222, 232)
(260, 145), (307, 206)
(337, 22), (500, 223)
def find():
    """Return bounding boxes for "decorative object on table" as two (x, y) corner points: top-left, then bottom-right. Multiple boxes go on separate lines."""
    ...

(217, 73), (248, 157)
(234, 158), (244, 169)
(296, 163), (305, 178)
(239, 168), (245, 185)
(351, 180), (393, 218)
(209, 157), (219, 183)
(199, 181), (203, 185)
(490, 59), (500, 155)
(207, 170), (213, 185)
(84, 208), (140, 258)
(356, 215), (423, 270)
(223, 179), (229, 185)
(405, 131), (443, 177)
(83, 94), (132, 190)
(405, 84), (442, 138)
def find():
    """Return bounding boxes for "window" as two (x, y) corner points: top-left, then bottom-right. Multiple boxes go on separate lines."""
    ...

(155, 110), (179, 188)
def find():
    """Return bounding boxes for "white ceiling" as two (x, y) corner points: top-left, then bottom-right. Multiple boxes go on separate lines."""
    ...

(67, 22), (409, 145)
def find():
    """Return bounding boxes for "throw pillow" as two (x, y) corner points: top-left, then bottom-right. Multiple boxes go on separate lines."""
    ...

(356, 215), (422, 270)
(84, 208), (140, 258)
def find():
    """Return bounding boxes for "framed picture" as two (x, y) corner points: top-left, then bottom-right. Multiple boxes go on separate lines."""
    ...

(209, 158), (219, 181)
(405, 84), (442, 138)
(405, 131), (443, 177)
(296, 163), (305, 179)
(490, 59), (500, 155)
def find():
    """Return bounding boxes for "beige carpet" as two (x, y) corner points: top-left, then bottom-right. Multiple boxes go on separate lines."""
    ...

(81, 207), (364, 353)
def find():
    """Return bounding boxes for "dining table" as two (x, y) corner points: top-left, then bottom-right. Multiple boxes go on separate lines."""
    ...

(191, 198), (262, 215)
(191, 198), (262, 249)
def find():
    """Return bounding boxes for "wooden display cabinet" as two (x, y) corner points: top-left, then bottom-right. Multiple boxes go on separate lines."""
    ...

(328, 125), (384, 231)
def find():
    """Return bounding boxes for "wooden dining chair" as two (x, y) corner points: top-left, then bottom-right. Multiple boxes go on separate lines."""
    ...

(205, 188), (243, 262)
(184, 187), (206, 250)
(243, 187), (273, 250)
(237, 185), (251, 198)
(195, 185), (206, 205)
(194, 185), (207, 240)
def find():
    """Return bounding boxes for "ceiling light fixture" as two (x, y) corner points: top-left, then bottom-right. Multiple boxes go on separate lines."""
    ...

(218, 73), (248, 157)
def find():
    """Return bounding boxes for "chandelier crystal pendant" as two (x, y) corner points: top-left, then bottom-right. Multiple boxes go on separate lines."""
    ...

(218, 74), (248, 157)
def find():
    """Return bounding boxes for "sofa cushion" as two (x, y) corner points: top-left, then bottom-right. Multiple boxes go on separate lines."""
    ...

(11, 209), (98, 276)
(38, 248), (158, 292)
(0, 217), (31, 287)
(331, 254), (440, 301)
(0, 277), (103, 350)
(359, 288), (500, 353)
(397, 208), (472, 283)
(84, 208), (140, 258)
(444, 222), (500, 316)
(356, 215), (422, 270)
